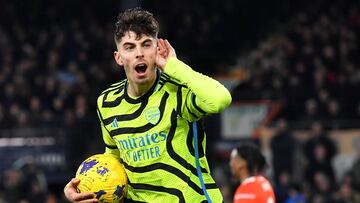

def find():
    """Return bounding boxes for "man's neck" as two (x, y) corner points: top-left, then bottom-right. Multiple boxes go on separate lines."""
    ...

(127, 78), (156, 98)
(239, 171), (250, 182)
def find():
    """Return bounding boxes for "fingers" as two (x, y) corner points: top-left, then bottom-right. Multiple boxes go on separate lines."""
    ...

(160, 38), (176, 58)
(72, 192), (97, 202)
(64, 178), (98, 203)
(156, 38), (177, 69)
(157, 38), (166, 49)
(156, 39), (163, 50)
(163, 39), (173, 51)
(66, 189), (98, 203)
(64, 179), (77, 195)
(71, 178), (80, 185)
(157, 39), (168, 57)
(64, 178), (79, 195)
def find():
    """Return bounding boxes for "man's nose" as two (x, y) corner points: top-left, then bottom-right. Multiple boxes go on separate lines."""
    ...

(136, 47), (144, 58)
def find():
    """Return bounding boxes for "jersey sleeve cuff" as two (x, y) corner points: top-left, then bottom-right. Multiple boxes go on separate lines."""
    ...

(163, 57), (193, 83)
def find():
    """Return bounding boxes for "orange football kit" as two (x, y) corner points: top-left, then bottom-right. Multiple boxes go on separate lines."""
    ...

(233, 176), (275, 203)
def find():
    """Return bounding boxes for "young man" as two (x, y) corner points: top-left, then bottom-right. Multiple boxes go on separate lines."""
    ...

(229, 144), (275, 203)
(64, 8), (232, 203)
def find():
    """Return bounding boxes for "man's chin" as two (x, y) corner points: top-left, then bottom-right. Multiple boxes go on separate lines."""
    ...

(133, 77), (152, 85)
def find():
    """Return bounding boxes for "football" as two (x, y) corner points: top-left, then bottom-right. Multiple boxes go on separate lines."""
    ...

(75, 154), (128, 203)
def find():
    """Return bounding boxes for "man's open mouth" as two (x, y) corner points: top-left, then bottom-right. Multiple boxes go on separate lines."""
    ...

(135, 63), (147, 74)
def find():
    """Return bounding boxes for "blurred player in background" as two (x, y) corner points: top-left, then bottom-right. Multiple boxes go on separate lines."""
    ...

(64, 7), (232, 202)
(230, 143), (275, 203)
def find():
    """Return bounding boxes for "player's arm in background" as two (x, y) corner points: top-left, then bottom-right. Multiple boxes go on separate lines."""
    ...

(156, 39), (232, 121)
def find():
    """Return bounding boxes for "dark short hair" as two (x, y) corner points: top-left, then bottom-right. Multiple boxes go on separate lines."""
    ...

(114, 8), (159, 44)
(235, 143), (266, 175)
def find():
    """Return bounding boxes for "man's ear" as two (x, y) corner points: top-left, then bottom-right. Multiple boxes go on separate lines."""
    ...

(114, 51), (123, 66)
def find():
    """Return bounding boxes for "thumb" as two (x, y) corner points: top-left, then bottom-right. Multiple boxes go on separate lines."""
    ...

(71, 178), (80, 186)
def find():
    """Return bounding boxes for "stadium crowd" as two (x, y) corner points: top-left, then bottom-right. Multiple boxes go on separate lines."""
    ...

(228, 0), (360, 202)
(232, 0), (360, 129)
(0, 0), (359, 202)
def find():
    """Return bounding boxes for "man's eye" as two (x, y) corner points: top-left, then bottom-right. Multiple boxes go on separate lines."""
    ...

(125, 46), (134, 50)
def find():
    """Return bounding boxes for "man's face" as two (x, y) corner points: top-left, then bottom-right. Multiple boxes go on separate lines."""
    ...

(114, 31), (157, 86)
(229, 149), (246, 179)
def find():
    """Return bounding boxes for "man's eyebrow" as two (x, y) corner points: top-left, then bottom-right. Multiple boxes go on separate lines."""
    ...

(122, 39), (152, 47)
(142, 39), (152, 44)
(122, 42), (135, 47)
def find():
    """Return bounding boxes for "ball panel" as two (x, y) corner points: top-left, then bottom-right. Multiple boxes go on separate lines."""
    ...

(75, 154), (128, 203)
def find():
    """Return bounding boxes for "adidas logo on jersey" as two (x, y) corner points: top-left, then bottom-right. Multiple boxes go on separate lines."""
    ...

(111, 118), (119, 128)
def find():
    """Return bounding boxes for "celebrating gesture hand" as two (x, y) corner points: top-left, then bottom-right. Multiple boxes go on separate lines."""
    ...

(156, 38), (176, 71)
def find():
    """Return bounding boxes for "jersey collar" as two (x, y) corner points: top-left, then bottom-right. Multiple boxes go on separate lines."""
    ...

(123, 70), (160, 104)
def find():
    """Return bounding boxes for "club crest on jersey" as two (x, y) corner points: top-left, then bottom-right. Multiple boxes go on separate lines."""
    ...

(144, 107), (160, 125)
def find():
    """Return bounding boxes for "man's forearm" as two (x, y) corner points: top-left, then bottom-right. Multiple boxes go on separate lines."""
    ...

(163, 57), (232, 113)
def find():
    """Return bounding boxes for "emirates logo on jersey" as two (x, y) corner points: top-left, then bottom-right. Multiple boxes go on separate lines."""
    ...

(144, 107), (160, 124)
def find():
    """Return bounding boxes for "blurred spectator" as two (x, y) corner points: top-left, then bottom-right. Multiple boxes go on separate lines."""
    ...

(270, 118), (296, 185)
(14, 157), (48, 202)
(303, 122), (337, 192)
(0, 157), (51, 203)
(315, 88), (330, 119)
(27, 179), (47, 203)
(333, 136), (360, 185)
(332, 179), (360, 203)
(284, 183), (306, 203)
(325, 99), (343, 129)
(28, 96), (42, 126)
(310, 171), (333, 202)
(300, 99), (321, 125)
(349, 137), (360, 193)
(1, 168), (24, 202)
(274, 171), (291, 203)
